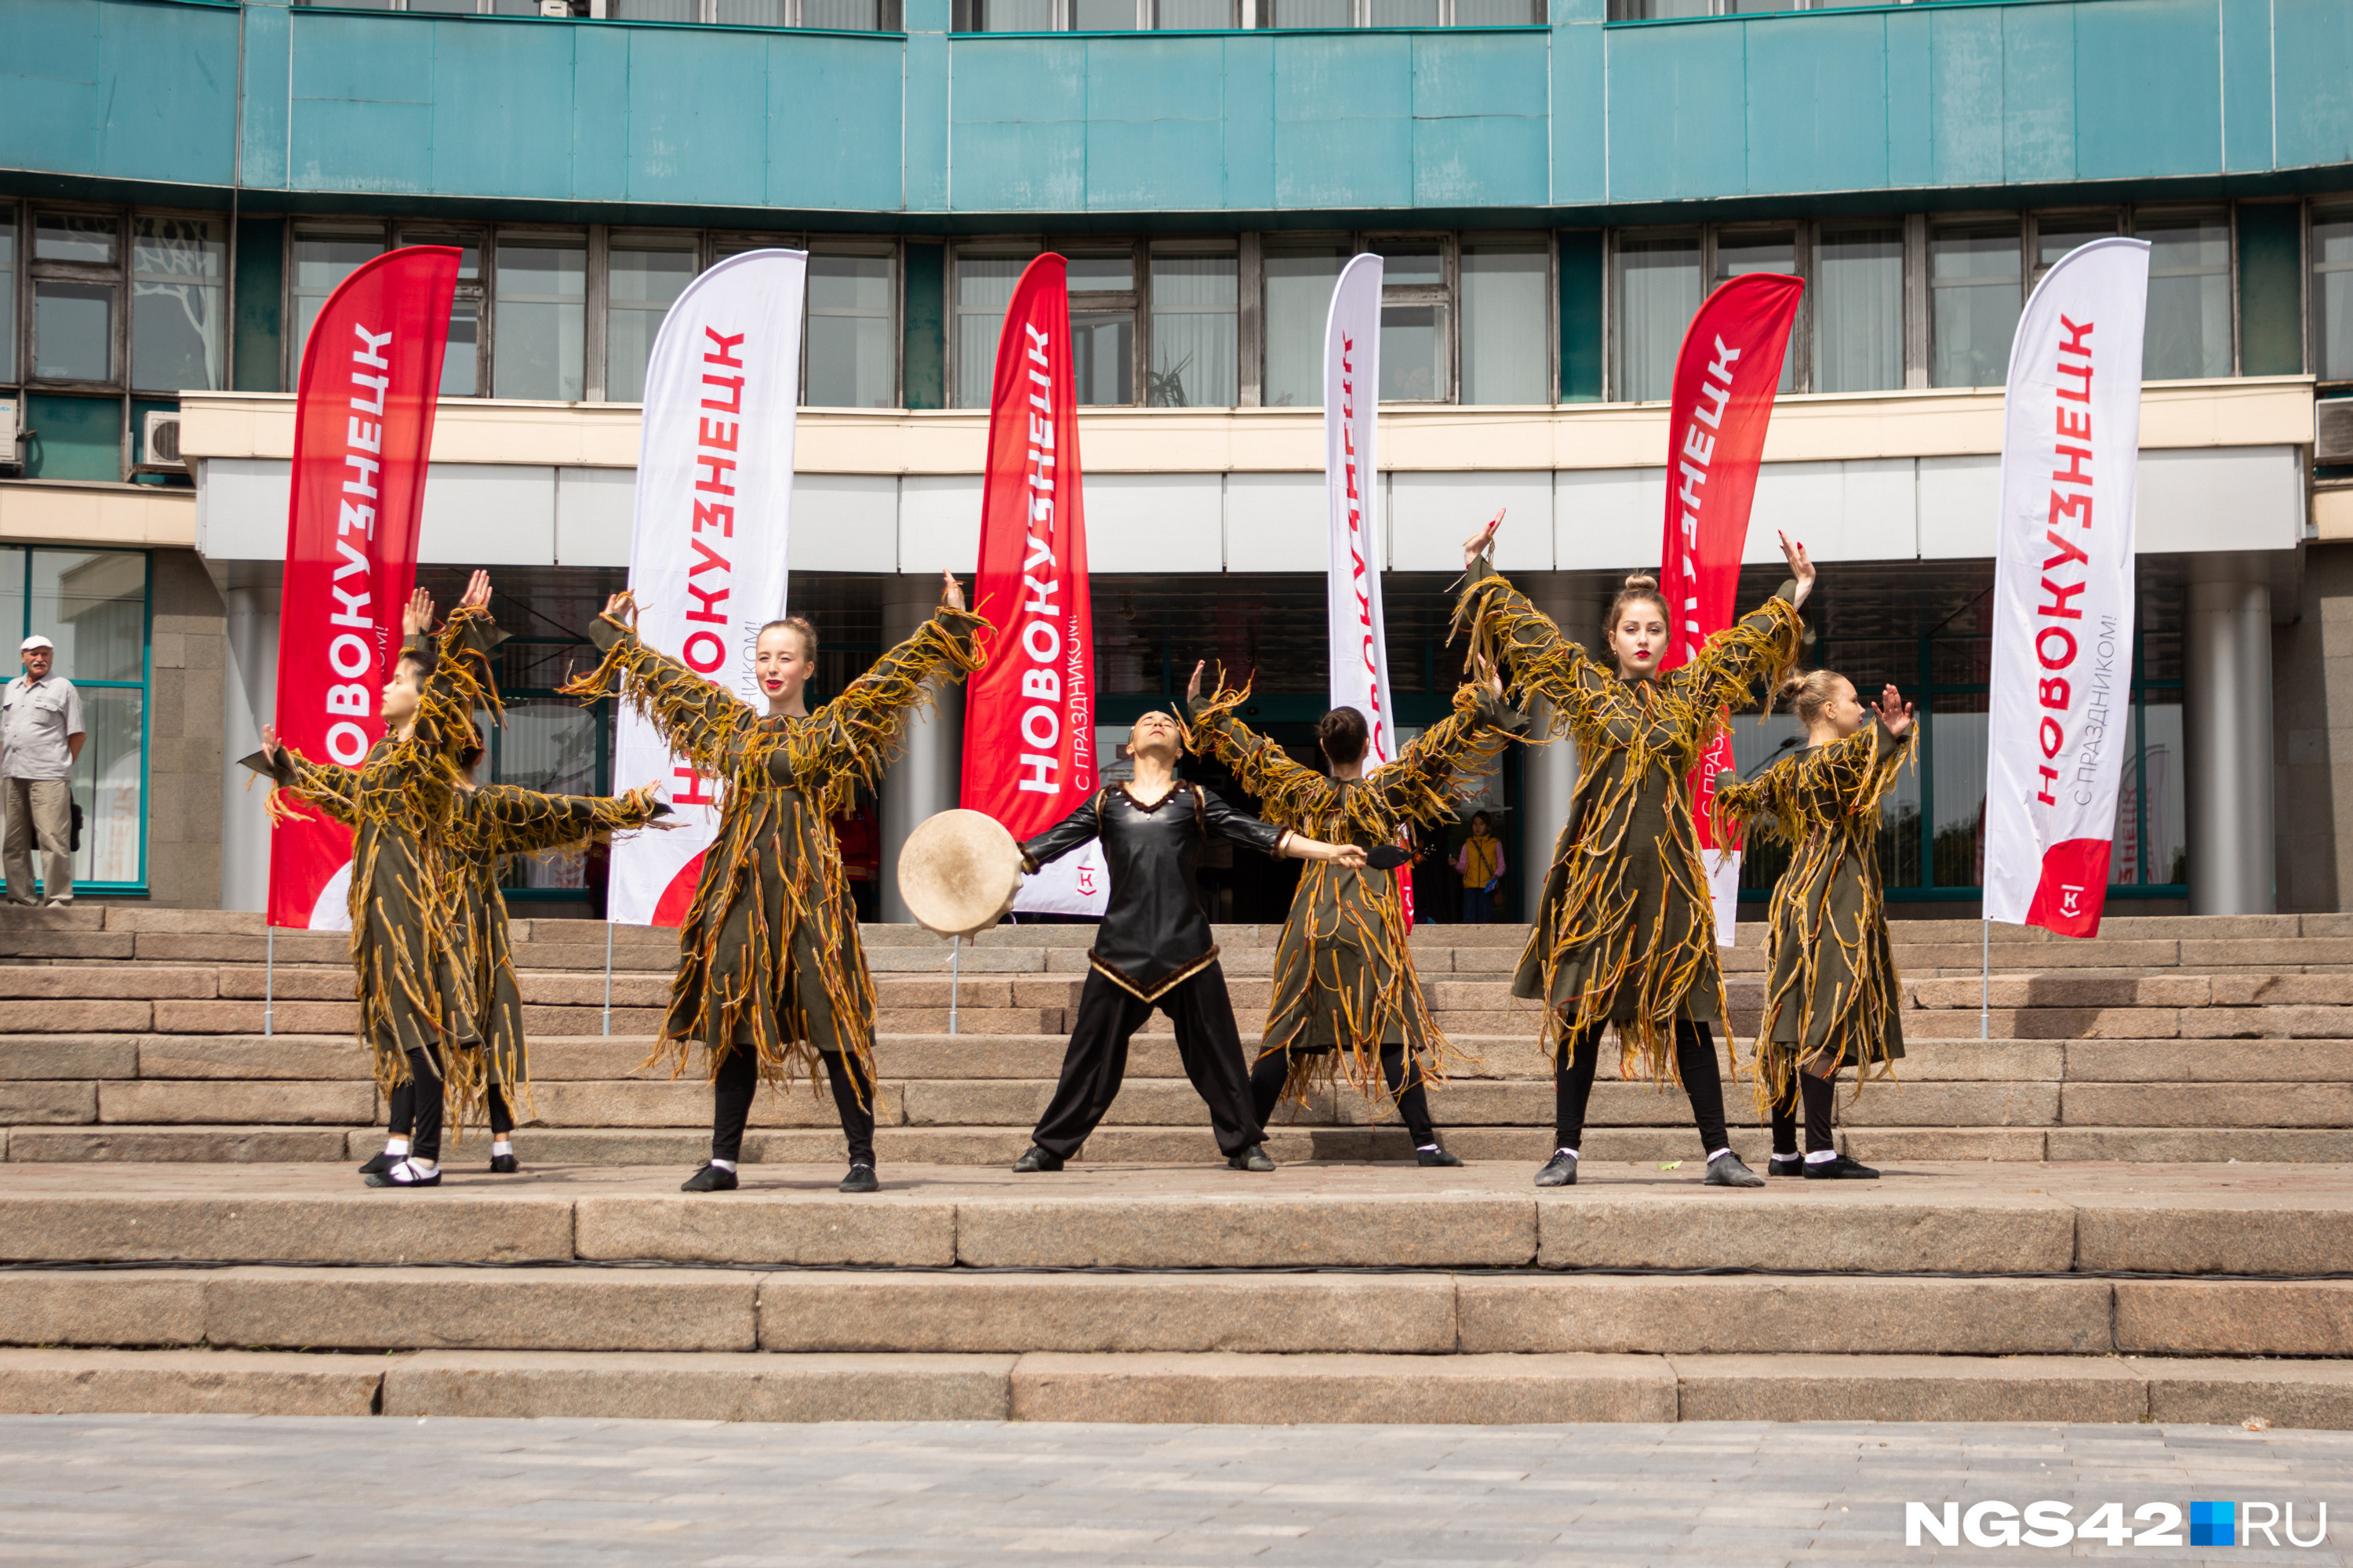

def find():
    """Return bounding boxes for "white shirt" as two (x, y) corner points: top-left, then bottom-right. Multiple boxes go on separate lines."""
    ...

(2, 673), (84, 780)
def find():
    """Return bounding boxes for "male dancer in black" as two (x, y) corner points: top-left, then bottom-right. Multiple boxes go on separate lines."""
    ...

(1012, 708), (1367, 1173)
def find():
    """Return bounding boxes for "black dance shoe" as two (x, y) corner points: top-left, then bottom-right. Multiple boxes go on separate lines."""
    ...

(1534, 1152), (1577, 1187)
(680, 1163), (738, 1192)
(1802, 1153), (1881, 1180)
(363, 1159), (440, 1189)
(839, 1162), (879, 1194)
(1416, 1145), (1464, 1168)
(1766, 1154), (1806, 1178)
(1702, 1152), (1766, 1188)
(489, 1152), (520, 1174)
(1012, 1145), (1065, 1173)
(358, 1150), (400, 1176)
(1227, 1144), (1276, 1173)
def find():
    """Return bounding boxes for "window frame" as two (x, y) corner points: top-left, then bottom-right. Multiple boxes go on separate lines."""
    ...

(802, 238), (904, 410)
(596, 226), (702, 405)
(1924, 211), (2025, 392)
(488, 225), (591, 403)
(391, 222), (489, 398)
(1455, 230), (1557, 406)
(283, 219), (391, 393)
(2126, 202), (2238, 380)
(27, 203), (127, 392)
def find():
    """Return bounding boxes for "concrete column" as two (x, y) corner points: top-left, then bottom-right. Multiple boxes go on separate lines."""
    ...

(877, 577), (966, 924)
(1512, 574), (1601, 916)
(2186, 554), (2277, 915)
(219, 573), (280, 914)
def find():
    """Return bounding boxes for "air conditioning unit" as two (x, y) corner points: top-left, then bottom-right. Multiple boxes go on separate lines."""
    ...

(2318, 399), (2353, 467)
(0, 395), (19, 471)
(139, 409), (187, 475)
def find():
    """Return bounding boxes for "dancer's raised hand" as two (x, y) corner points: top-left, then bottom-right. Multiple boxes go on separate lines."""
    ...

(1777, 531), (1816, 609)
(458, 569), (491, 613)
(1877, 683), (1914, 739)
(1462, 509), (1505, 572)
(940, 569), (966, 613)
(1185, 660), (1206, 704)
(402, 588), (433, 638)
(601, 590), (636, 622)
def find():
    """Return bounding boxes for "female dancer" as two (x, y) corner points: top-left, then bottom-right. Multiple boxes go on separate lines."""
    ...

(253, 573), (500, 1189)
(1714, 671), (1913, 1180)
(1455, 516), (1811, 1189)
(562, 574), (983, 1195)
(1186, 657), (1518, 1166)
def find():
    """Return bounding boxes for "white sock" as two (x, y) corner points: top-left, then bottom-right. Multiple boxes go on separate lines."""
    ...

(710, 1158), (737, 1173)
(1806, 1148), (1840, 1164)
(491, 1141), (513, 1158)
(1706, 1147), (1733, 1162)
(1417, 1144), (1438, 1152)
(1554, 1148), (1578, 1161)
(384, 1137), (410, 1156)
(407, 1157), (438, 1174)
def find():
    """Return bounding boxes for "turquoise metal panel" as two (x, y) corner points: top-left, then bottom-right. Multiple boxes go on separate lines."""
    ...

(1549, 21), (1603, 206)
(1275, 107), (1412, 211)
(289, 13), (433, 193)
(766, 37), (904, 210)
(95, 1), (238, 187)
(1605, 17), (1745, 203)
(624, 26), (768, 207)
(2, 0), (100, 177)
(1743, 13), (1887, 197)
(1411, 32), (1545, 121)
(1220, 34), (1275, 212)
(1086, 35), (1227, 123)
(907, 30), (950, 210)
(2072, 0), (2218, 181)
(570, 26), (631, 202)
(1884, 8), (1932, 188)
(238, 0), (290, 189)
(1275, 33), (1412, 125)
(950, 120), (1087, 211)
(2273, 0), (2353, 171)
(1927, 5), (2004, 187)
(954, 38), (1086, 124)
(293, 14), (434, 106)
(1414, 114), (1547, 209)
(2220, 0), (2275, 173)
(1999, 2), (2075, 184)
(1088, 118), (1226, 211)
(431, 24), (580, 200)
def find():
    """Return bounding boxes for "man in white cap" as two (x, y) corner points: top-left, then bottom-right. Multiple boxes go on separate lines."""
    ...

(2, 635), (85, 906)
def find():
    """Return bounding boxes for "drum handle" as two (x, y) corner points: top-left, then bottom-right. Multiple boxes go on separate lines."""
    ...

(948, 935), (961, 1036)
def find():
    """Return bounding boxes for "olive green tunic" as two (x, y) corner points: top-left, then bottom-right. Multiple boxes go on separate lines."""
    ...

(563, 606), (985, 1093)
(1187, 681), (1520, 1110)
(1455, 560), (1802, 1079)
(1715, 718), (1913, 1092)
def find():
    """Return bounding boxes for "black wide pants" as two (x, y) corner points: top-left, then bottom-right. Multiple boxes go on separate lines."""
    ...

(710, 1044), (875, 1166)
(1554, 1019), (1731, 1158)
(1031, 964), (1261, 1160)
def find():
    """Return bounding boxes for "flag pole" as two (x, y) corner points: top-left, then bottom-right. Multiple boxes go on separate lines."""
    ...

(602, 919), (614, 1037)
(1980, 918), (1990, 1041)
(264, 923), (275, 1039)
(948, 935), (962, 1037)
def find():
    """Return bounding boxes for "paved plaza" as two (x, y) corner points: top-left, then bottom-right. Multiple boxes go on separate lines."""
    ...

(2, 1413), (2349, 1566)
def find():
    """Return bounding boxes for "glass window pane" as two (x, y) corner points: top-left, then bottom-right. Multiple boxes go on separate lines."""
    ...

(1377, 242), (1443, 289)
(35, 213), (116, 265)
(1073, 0), (1139, 25)
(1929, 223), (2020, 389)
(1929, 697), (1989, 889)
(1369, 0), (1439, 20)
(2139, 213), (2231, 380)
(0, 217), (16, 380)
(493, 238), (587, 401)
(2316, 206), (2353, 383)
(1268, 0), (1347, 21)
(0, 548), (22, 644)
(34, 282), (114, 383)
(1067, 253), (1133, 293)
(1613, 232), (1700, 402)
(804, 0), (888, 25)
(977, 0), (1053, 27)
(1813, 224), (1903, 394)
(612, 0), (696, 16)
(807, 252), (896, 409)
(130, 216), (226, 393)
(1147, 252), (1236, 408)
(1453, 0), (1540, 20)
(398, 235), (482, 396)
(1071, 311), (1134, 404)
(606, 244), (697, 403)
(2035, 214), (2117, 276)
(1379, 304), (1441, 399)
(1263, 247), (1344, 408)
(495, 700), (602, 890)
(66, 686), (143, 887)
(31, 548), (145, 686)
(1715, 230), (1795, 392)
(955, 255), (1029, 407)
(292, 231), (386, 374)
(2140, 700), (2185, 885)
(1155, 0), (1231, 25)
(1460, 246), (1546, 405)
(715, 0), (787, 19)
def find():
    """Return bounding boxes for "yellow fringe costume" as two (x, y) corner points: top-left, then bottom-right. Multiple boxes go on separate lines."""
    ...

(251, 607), (504, 1100)
(1187, 678), (1520, 1116)
(560, 602), (985, 1093)
(1714, 717), (1914, 1104)
(1453, 558), (1802, 1082)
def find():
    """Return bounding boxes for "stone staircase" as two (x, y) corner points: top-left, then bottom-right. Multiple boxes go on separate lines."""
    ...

(3, 907), (2351, 1166)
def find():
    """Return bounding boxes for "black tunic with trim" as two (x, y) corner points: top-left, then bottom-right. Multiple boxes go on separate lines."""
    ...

(1020, 780), (1289, 1001)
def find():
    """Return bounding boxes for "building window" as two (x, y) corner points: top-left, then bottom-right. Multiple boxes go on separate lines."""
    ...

(805, 249), (897, 409)
(1147, 248), (1238, 408)
(31, 212), (121, 385)
(958, 0), (1519, 26)
(0, 207), (17, 382)
(1812, 222), (1903, 394)
(493, 233), (587, 402)
(1460, 241), (1547, 404)
(129, 216), (227, 395)
(1713, 228), (1796, 393)
(1612, 231), (1700, 402)
(2137, 209), (2233, 380)
(953, 252), (1033, 408)
(1067, 252), (1137, 406)
(2032, 213), (2118, 283)
(0, 546), (151, 893)
(1929, 221), (2021, 389)
(606, 237), (697, 404)
(2317, 203), (2353, 384)
(1376, 238), (1448, 401)
(395, 230), (486, 397)
(291, 226), (386, 378)
(1261, 246), (1345, 408)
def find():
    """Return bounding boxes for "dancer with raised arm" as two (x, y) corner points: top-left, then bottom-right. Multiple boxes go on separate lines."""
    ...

(1012, 708), (1368, 1174)
(1715, 672), (1914, 1180)
(561, 573), (983, 1195)
(1455, 515), (1809, 1189)
(250, 572), (501, 1189)
(1186, 657), (1521, 1166)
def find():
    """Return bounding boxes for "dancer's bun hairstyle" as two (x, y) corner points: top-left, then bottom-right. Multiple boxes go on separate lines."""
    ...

(1317, 706), (1369, 766)
(1777, 668), (1844, 726)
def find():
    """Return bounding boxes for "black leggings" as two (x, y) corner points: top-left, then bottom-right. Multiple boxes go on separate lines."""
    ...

(388, 1075), (510, 1141)
(1769, 1064), (1838, 1156)
(1249, 1042), (1438, 1148)
(711, 1044), (875, 1166)
(1553, 1019), (1729, 1158)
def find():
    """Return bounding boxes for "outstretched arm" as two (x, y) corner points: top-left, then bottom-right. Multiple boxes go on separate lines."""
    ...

(471, 781), (669, 856)
(558, 591), (748, 776)
(1369, 655), (1524, 825)
(1667, 533), (1812, 715)
(1187, 664), (1328, 824)
(249, 727), (362, 828)
(787, 578), (986, 808)
(1198, 789), (1367, 868)
(1452, 518), (1610, 725)
(1019, 792), (1102, 875)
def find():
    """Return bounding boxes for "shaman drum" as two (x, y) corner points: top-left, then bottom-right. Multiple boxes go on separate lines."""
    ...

(896, 809), (1025, 940)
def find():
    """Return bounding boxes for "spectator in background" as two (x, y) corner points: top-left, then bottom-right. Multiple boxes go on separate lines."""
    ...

(2, 635), (85, 907)
(1455, 809), (1505, 924)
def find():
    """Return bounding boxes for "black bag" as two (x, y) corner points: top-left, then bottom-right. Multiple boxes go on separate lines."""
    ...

(68, 799), (82, 854)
